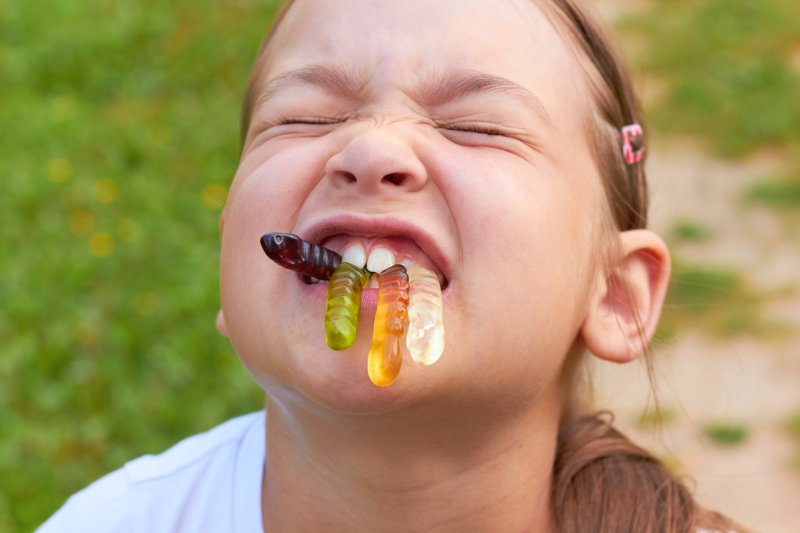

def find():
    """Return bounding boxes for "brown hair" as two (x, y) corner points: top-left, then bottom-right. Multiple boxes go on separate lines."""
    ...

(240, 1), (746, 530)
(541, 2), (744, 530)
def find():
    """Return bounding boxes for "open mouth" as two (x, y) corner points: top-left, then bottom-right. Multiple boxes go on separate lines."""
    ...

(260, 229), (447, 386)
(303, 234), (449, 291)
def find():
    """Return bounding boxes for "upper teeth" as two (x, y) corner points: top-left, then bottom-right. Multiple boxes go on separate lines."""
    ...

(341, 243), (422, 275)
(366, 246), (395, 274)
(341, 243), (367, 269)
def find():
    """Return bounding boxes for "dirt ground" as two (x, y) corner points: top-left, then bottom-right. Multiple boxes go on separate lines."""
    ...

(592, 142), (800, 532)
(589, 3), (800, 531)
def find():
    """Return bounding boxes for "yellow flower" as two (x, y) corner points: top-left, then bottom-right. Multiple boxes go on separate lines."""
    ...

(202, 184), (227, 209)
(93, 178), (118, 204)
(89, 232), (114, 257)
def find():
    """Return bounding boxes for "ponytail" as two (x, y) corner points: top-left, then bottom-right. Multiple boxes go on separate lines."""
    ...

(552, 412), (748, 532)
(540, 3), (748, 526)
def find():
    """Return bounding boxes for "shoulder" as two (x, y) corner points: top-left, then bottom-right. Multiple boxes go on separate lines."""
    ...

(37, 411), (266, 533)
(124, 410), (265, 484)
(36, 464), (132, 533)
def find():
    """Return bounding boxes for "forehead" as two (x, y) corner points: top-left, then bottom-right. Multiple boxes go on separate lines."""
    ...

(258, 0), (591, 114)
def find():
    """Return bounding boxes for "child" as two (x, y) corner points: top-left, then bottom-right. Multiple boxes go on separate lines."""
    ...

(40, 0), (746, 531)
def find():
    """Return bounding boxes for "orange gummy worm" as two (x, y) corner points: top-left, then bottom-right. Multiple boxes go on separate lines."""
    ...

(367, 265), (409, 387)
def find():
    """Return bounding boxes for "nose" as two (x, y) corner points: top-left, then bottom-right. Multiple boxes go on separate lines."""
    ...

(325, 125), (427, 194)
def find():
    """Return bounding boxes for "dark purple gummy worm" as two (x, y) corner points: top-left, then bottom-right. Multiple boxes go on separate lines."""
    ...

(260, 233), (342, 281)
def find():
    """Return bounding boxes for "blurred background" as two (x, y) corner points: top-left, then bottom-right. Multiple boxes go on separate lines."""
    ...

(1, 0), (798, 531)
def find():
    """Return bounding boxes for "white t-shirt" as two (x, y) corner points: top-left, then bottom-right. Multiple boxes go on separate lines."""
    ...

(37, 411), (266, 533)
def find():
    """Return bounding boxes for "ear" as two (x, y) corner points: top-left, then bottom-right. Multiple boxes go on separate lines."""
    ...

(215, 309), (229, 337)
(581, 229), (671, 363)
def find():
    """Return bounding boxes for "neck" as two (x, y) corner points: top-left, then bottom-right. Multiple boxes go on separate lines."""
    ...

(261, 389), (562, 532)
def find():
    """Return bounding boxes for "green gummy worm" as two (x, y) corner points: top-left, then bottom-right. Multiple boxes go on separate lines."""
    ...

(325, 262), (368, 350)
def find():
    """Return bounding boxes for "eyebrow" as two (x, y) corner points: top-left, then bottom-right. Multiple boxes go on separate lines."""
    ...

(255, 64), (368, 109)
(419, 69), (553, 126)
(254, 64), (552, 126)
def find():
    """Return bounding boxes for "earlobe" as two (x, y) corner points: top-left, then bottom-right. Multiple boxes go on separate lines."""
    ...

(216, 309), (229, 337)
(581, 230), (671, 363)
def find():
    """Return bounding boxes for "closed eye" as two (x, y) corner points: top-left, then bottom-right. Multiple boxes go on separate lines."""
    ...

(276, 116), (344, 126)
(246, 115), (344, 149)
(440, 122), (506, 136)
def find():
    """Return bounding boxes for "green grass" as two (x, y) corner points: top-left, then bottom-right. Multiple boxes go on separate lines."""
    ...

(786, 409), (800, 472)
(786, 410), (800, 440)
(3, 0), (798, 530)
(791, 450), (800, 472)
(619, 0), (800, 157)
(0, 1), (282, 530)
(745, 177), (800, 208)
(620, 0), (800, 233)
(654, 453), (684, 476)
(702, 422), (749, 446)
(657, 261), (775, 340)
(670, 219), (714, 243)
(635, 406), (677, 429)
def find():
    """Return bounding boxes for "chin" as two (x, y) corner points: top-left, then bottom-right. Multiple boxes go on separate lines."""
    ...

(253, 336), (422, 415)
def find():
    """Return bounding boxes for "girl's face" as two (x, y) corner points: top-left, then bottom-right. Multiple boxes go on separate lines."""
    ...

(220, 0), (607, 412)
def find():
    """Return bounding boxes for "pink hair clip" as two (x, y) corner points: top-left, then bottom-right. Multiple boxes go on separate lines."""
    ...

(621, 124), (645, 165)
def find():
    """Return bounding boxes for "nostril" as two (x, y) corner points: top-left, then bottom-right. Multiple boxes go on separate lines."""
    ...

(383, 173), (405, 186)
(336, 171), (357, 184)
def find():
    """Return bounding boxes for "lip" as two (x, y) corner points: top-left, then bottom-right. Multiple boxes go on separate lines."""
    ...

(296, 214), (453, 288)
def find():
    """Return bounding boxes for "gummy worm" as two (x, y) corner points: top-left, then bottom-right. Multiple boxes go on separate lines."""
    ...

(367, 265), (410, 387)
(325, 262), (369, 350)
(260, 232), (341, 281)
(405, 266), (445, 365)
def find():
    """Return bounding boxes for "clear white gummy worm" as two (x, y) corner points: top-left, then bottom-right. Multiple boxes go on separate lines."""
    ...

(405, 266), (445, 365)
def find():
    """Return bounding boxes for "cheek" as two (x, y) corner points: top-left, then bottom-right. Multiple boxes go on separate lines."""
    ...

(444, 161), (598, 384)
(469, 205), (592, 328)
(232, 143), (324, 223)
(218, 206), (284, 385)
(222, 138), (338, 271)
(455, 157), (595, 287)
(219, 146), (329, 380)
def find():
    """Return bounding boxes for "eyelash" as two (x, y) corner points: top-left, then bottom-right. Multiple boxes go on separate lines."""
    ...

(267, 118), (507, 139)
(277, 116), (343, 126)
(441, 123), (505, 136)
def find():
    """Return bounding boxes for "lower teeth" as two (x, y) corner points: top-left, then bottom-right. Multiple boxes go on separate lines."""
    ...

(367, 273), (379, 289)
